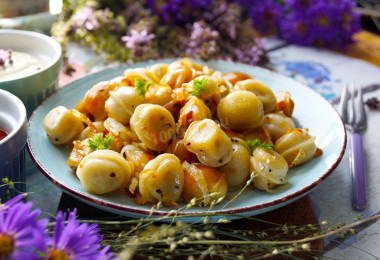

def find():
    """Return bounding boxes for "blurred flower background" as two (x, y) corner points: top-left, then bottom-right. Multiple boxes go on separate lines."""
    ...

(51, 0), (367, 72)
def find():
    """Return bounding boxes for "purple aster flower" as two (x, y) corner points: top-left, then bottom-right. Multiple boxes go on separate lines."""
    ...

(307, 1), (341, 44)
(279, 13), (316, 46)
(144, 0), (211, 24)
(47, 209), (115, 260)
(72, 7), (100, 31)
(280, 0), (360, 49)
(284, 0), (313, 13)
(121, 29), (155, 58)
(185, 21), (220, 60)
(249, 0), (285, 35)
(0, 194), (48, 260)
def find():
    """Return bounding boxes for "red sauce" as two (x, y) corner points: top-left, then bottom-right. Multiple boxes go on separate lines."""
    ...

(0, 129), (8, 141)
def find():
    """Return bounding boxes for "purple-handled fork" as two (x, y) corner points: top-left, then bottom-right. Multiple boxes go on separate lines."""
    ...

(339, 85), (367, 211)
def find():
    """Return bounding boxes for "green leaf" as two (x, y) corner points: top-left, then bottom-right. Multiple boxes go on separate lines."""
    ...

(246, 139), (273, 152)
(88, 134), (114, 151)
(190, 78), (208, 96)
(134, 78), (153, 97)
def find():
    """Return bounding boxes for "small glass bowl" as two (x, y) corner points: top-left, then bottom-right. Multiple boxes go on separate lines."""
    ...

(0, 29), (62, 116)
(0, 89), (27, 202)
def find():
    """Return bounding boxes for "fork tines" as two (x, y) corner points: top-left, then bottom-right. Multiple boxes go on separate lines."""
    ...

(339, 84), (367, 133)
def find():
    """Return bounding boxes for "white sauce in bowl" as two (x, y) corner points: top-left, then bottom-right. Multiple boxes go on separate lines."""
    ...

(0, 51), (47, 82)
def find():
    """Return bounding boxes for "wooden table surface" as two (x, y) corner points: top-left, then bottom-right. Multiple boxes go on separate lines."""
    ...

(24, 30), (380, 259)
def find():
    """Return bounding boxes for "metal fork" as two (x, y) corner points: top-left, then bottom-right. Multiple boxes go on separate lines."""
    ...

(339, 84), (367, 211)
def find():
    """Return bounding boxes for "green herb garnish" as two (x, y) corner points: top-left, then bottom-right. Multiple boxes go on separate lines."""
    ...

(88, 134), (114, 151)
(190, 78), (208, 96)
(134, 78), (153, 97)
(246, 139), (273, 151)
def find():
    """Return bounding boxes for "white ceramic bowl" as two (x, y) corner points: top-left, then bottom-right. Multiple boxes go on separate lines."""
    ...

(0, 89), (27, 201)
(0, 29), (62, 116)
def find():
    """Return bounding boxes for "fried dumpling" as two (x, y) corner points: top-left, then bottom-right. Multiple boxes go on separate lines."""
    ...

(77, 150), (132, 195)
(137, 154), (184, 204)
(217, 90), (264, 130)
(43, 106), (84, 145)
(262, 113), (295, 141)
(184, 119), (233, 167)
(130, 104), (176, 152)
(274, 129), (317, 167)
(250, 147), (288, 191)
(182, 162), (227, 207)
(234, 79), (276, 113)
(218, 138), (251, 191)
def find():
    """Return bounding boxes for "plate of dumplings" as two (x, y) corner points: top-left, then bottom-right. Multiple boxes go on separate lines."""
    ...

(28, 58), (346, 222)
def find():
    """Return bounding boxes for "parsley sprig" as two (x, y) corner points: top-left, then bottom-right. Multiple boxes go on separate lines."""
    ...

(134, 78), (153, 97)
(88, 134), (114, 151)
(246, 139), (273, 152)
(190, 78), (208, 96)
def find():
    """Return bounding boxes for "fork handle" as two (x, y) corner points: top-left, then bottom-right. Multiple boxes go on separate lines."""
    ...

(350, 133), (367, 211)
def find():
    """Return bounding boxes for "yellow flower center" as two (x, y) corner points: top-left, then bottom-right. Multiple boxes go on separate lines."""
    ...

(296, 22), (307, 35)
(47, 249), (71, 260)
(0, 234), (14, 258)
(317, 15), (330, 27)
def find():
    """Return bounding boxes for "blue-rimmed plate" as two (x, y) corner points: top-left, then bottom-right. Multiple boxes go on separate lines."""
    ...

(27, 59), (346, 222)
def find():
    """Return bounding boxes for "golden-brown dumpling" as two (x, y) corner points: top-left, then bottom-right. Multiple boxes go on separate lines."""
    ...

(262, 113), (295, 141)
(274, 129), (317, 167)
(250, 147), (288, 191)
(105, 87), (144, 125)
(79, 77), (128, 120)
(160, 60), (193, 89)
(177, 96), (212, 136)
(77, 150), (132, 195)
(137, 154), (184, 204)
(234, 79), (276, 113)
(184, 119), (233, 167)
(217, 90), (264, 130)
(130, 104), (176, 151)
(182, 162), (227, 207)
(218, 138), (251, 191)
(147, 63), (169, 80)
(145, 84), (173, 106)
(209, 71), (233, 98)
(123, 68), (160, 84)
(186, 76), (221, 114)
(43, 106), (84, 145)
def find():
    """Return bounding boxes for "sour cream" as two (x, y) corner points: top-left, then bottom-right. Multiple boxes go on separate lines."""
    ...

(0, 51), (47, 82)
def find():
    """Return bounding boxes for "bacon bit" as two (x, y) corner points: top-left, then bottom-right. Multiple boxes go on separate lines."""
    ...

(314, 148), (323, 158)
